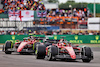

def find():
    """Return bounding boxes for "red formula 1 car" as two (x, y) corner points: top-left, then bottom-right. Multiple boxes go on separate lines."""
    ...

(3, 36), (42, 54)
(36, 39), (93, 62)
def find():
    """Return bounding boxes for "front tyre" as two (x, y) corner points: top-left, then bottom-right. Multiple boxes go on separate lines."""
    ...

(34, 42), (40, 53)
(36, 44), (46, 59)
(81, 47), (93, 62)
(5, 41), (12, 54)
(47, 45), (58, 61)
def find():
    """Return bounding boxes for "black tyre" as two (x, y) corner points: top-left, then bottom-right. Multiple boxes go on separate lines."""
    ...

(81, 47), (93, 62)
(36, 44), (46, 59)
(34, 42), (40, 53)
(5, 41), (12, 54)
(47, 45), (58, 61)
(82, 59), (91, 62)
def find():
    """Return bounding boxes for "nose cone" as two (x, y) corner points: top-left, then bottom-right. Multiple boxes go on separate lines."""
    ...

(17, 49), (21, 52)
(71, 55), (76, 59)
(65, 47), (76, 59)
(17, 42), (27, 52)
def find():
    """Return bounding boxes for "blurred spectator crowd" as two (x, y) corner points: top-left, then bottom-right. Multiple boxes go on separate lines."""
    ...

(0, 0), (92, 23)
(0, 30), (100, 35)
(46, 8), (92, 23)
(1, 0), (45, 14)
(0, 0), (93, 31)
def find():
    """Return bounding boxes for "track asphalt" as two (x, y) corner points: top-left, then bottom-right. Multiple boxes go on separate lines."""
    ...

(0, 45), (100, 67)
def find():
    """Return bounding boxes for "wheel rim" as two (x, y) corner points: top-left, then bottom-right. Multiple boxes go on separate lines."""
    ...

(47, 48), (52, 60)
(36, 45), (38, 58)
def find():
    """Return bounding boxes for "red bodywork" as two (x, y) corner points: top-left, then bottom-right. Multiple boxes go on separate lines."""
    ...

(46, 40), (80, 59)
(14, 39), (36, 52)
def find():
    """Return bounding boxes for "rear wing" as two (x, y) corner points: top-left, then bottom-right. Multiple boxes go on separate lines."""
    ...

(23, 36), (45, 40)
(45, 39), (59, 43)
(23, 37), (30, 40)
(34, 37), (45, 40)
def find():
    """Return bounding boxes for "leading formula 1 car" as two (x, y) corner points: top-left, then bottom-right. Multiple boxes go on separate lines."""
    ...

(2, 36), (44, 54)
(36, 39), (93, 62)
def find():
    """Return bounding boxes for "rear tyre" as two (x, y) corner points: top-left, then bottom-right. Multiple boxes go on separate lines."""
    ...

(81, 47), (93, 62)
(82, 59), (91, 62)
(36, 44), (46, 59)
(34, 42), (40, 53)
(47, 45), (58, 61)
(5, 41), (12, 54)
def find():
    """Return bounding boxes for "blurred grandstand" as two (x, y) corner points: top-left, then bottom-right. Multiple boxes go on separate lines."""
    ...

(0, 0), (99, 35)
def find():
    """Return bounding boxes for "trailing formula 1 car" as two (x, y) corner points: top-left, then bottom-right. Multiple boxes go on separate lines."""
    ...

(36, 39), (93, 62)
(2, 36), (44, 54)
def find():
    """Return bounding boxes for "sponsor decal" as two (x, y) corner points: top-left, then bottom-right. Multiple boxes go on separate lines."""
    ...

(70, 35), (83, 43)
(90, 36), (100, 43)
(54, 35), (57, 40)
(12, 35), (15, 40)
(7, 35), (17, 43)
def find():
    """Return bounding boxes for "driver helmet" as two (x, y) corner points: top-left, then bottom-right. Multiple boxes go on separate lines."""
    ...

(43, 37), (49, 42)
(62, 42), (67, 46)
